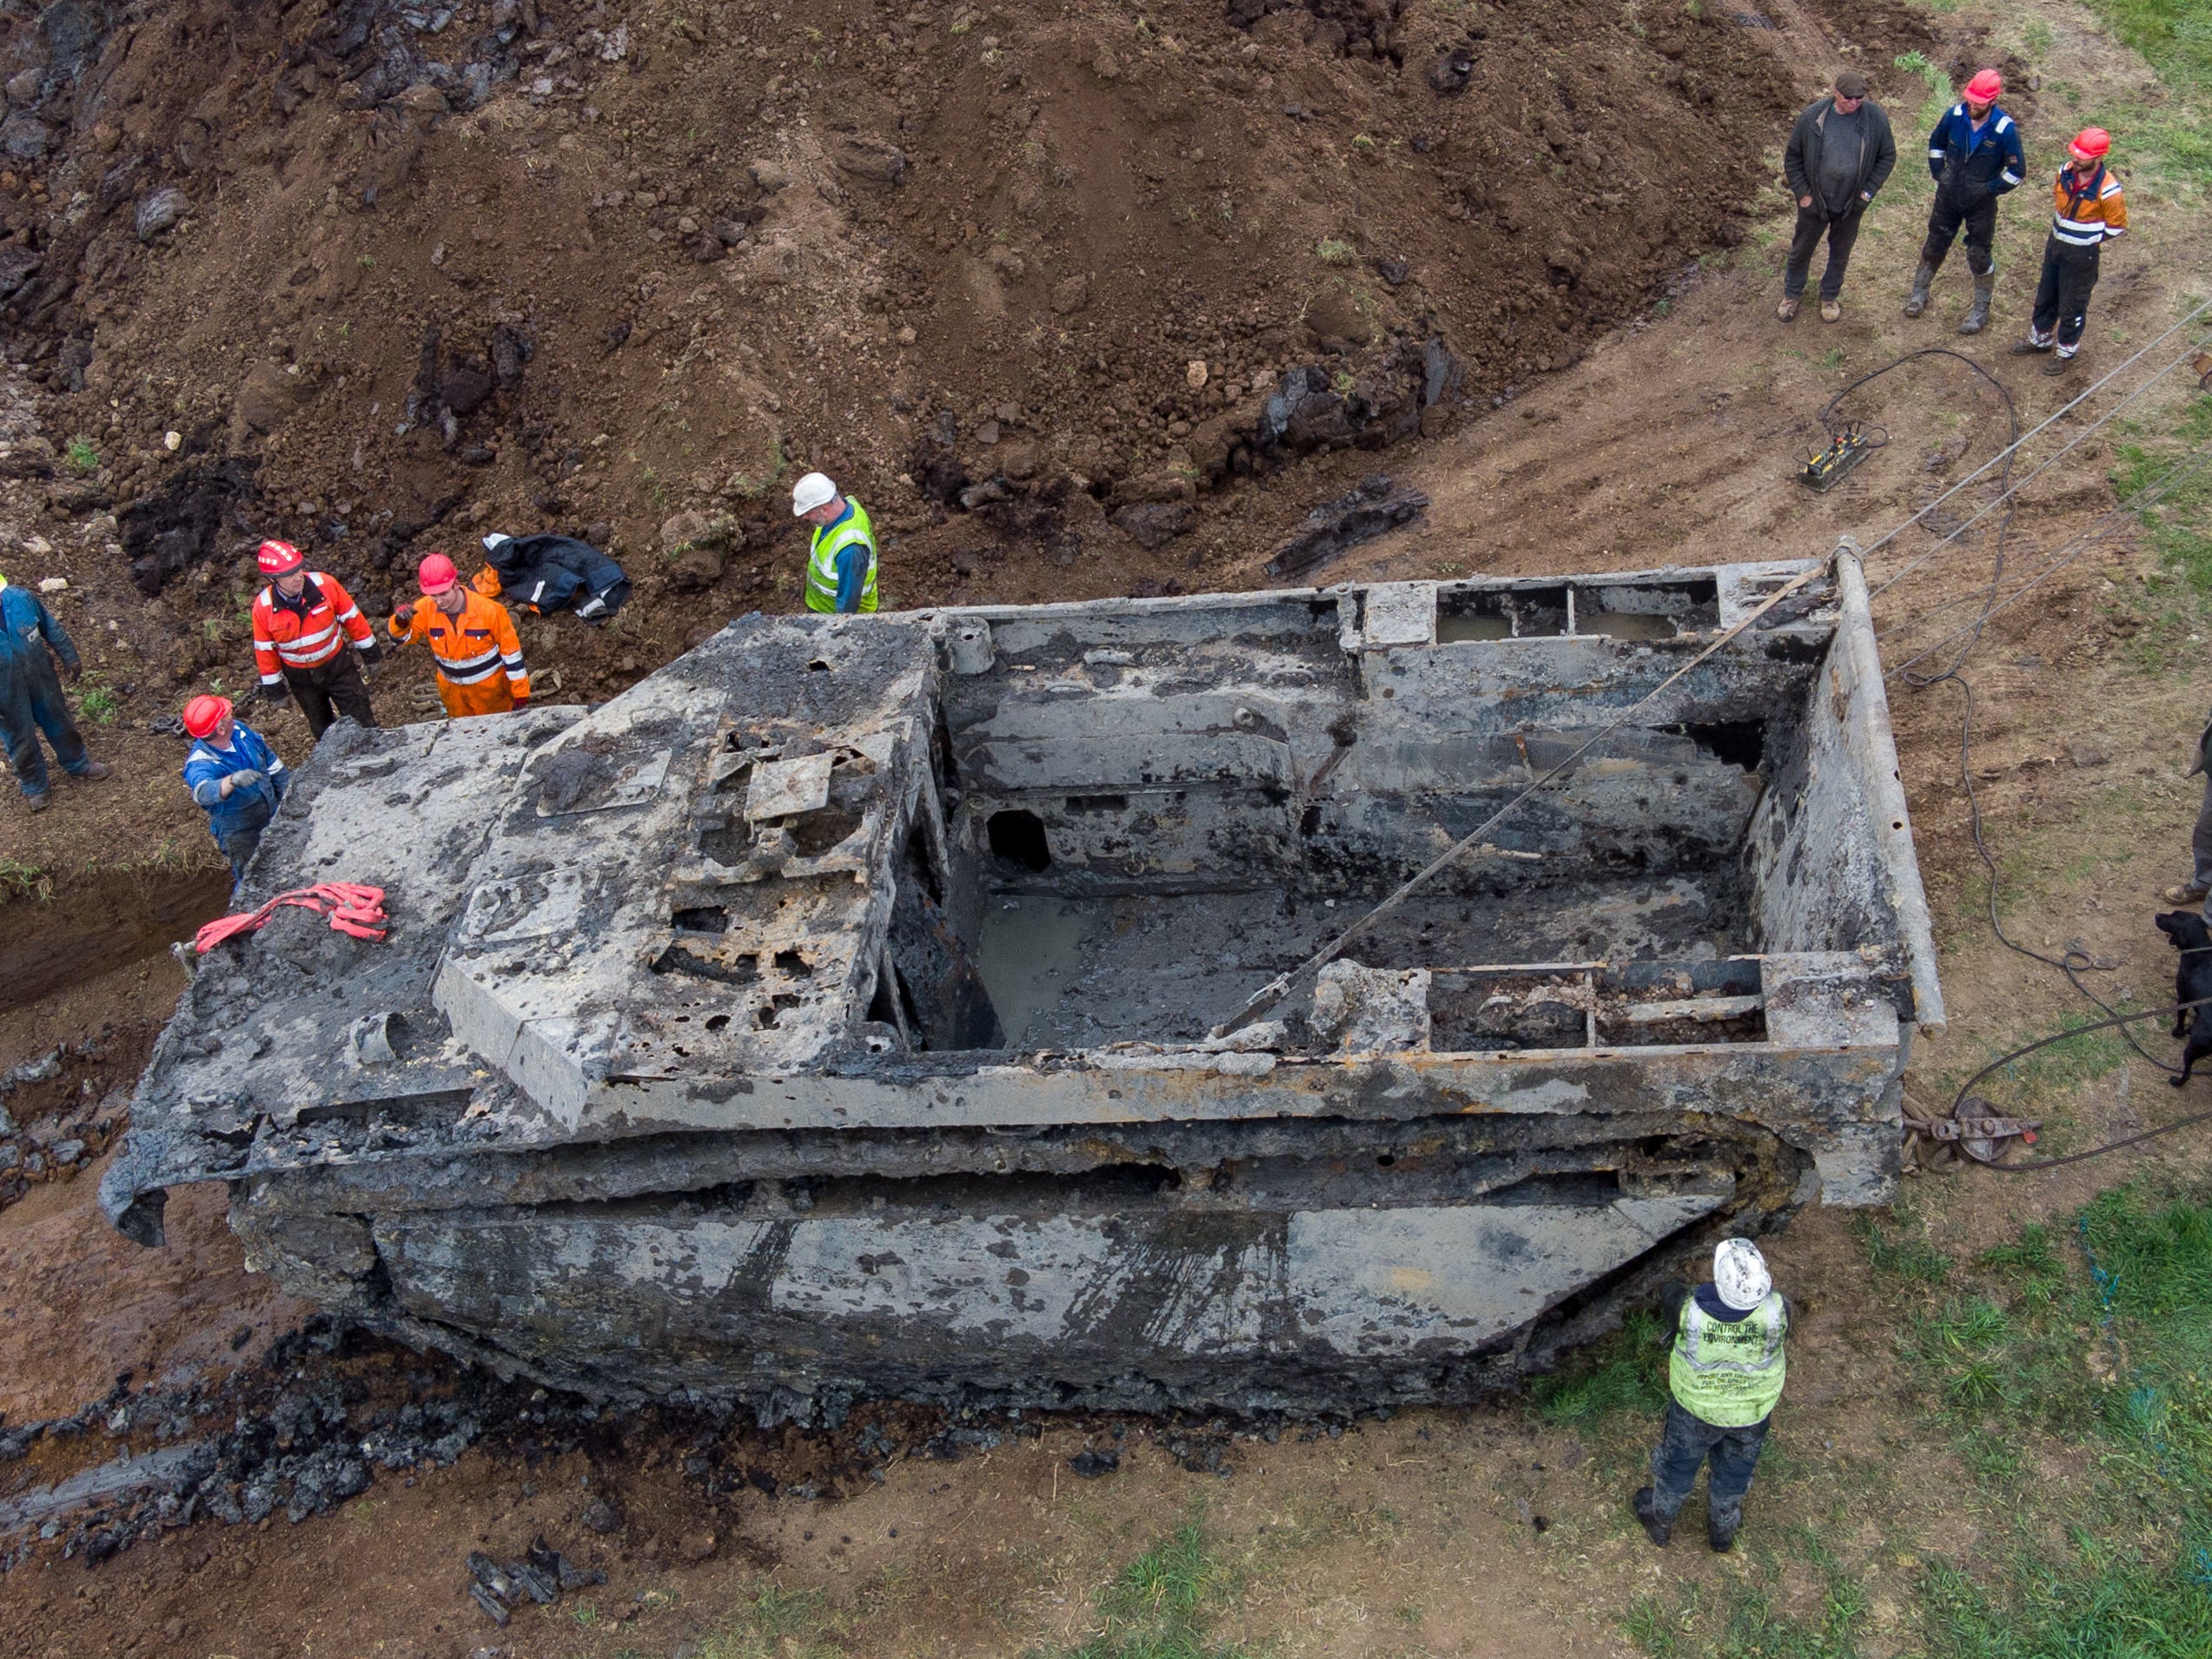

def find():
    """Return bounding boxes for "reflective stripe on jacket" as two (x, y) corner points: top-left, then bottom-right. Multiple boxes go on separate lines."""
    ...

(1926, 102), (2024, 201)
(253, 573), (373, 683)
(387, 589), (530, 717)
(2050, 162), (2127, 246)
(182, 722), (288, 842)
(804, 497), (879, 614)
(1668, 1290), (1788, 1427)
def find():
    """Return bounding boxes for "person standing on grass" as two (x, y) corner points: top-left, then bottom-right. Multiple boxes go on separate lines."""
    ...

(1633, 1239), (1791, 1553)
(1779, 69), (1897, 325)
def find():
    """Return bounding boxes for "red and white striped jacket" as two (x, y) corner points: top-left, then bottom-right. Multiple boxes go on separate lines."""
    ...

(252, 572), (374, 684)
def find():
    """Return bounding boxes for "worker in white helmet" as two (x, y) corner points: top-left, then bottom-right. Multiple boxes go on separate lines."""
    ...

(1632, 1238), (1791, 1552)
(791, 472), (878, 614)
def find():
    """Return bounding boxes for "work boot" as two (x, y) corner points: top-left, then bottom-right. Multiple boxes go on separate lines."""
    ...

(23, 790), (48, 814)
(1903, 260), (1936, 318)
(66, 760), (111, 783)
(2043, 351), (2076, 377)
(1631, 1487), (1672, 1548)
(1776, 294), (1800, 322)
(1710, 1516), (1740, 1553)
(2010, 334), (2052, 354)
(1958, 272), (1995, 335)
(2166, 882), (2210, 905)
(1820, 300), (1842, 324)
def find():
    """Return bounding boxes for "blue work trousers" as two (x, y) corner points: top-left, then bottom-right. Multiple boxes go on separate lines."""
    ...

(0, 650), (87, 797)
(1647, 1400), (1772, 1536)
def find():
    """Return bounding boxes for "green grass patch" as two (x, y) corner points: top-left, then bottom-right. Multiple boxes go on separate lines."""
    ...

(1063, 1515), (1248, 1659)
(700, 1583), (844, 1659)
(62, 435), (99, 474)
(1531, 1307), (1671, 1424)
(0, 856), (52, 904)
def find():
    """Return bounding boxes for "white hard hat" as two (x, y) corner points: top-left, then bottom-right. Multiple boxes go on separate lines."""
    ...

(1712, 1239), (1772, 1312)
(481, 533), (512, 553)
(791, 472), (838, 517)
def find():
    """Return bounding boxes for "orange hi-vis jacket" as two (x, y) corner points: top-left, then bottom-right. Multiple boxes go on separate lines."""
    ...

(2050, 162), (2128, 247)
(252, 572), (374, 686)
(387, 589), (531, 717)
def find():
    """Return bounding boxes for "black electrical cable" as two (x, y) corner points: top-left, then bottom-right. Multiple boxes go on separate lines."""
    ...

(1939, 995), (2212, 1172)
(1830, 348), (2201, 1149)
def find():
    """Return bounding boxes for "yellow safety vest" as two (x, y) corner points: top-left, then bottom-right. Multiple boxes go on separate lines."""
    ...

(1668, 1291), (1787, 1427)
(804, 498), (879, 614)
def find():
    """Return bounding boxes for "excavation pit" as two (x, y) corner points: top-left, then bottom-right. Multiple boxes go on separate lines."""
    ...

(105, 555), (1939, 1418)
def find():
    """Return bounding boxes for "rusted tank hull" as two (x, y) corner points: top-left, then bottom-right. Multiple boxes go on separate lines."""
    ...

(109, 556), (1937, 1415)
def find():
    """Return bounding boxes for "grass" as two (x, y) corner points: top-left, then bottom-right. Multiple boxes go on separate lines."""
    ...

(699, 1583), (844, 1659)
(1314, 237), (1355, 265)
(62, 435), (98, 474)
(71, 671), (117, 724)
(0, 856), (52, 905)
(1629, 1191), (2212, 1659)
(1056, 1514), (1248, 1659)
(1531, 1307), (1671, 1424)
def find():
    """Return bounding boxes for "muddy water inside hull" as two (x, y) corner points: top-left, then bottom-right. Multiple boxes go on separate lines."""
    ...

(1575, 611), (1679, 640)
(975, 898), (1104, 1047)
(968, 873), (1756, 1050)
(1435, 614), (1514, 643)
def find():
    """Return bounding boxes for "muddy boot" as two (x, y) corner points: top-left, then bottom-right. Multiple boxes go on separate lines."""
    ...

(1632, 1487), (1672, 1547)
(2043, 350), (2076, 377)
(1709, 1511), (1740, 1553)
(66, 760), (111, 783)
(1958, 272), (1995, 335)
(1902, 260), (1936, 318)
(1776, 294), (1800, 322)
(23, 790), (49, 814)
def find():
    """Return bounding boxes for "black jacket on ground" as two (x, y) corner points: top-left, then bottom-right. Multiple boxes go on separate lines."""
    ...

(484, 535), (631, 618)
(1785, 96), (1898, 213)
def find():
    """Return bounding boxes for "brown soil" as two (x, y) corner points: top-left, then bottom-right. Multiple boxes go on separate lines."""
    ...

(2, 0), (2209, 1652)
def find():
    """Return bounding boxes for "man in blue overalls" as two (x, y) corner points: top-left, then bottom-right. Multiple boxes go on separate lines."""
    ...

(0, 570), (110, 813)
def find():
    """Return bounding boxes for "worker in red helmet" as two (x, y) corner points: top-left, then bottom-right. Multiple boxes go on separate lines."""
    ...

(387, 551), (533, 718)
(249, 539), (381, 742)
(180, 694), (288, 889)
(1904, 69), (2024, 334)
(2013, 129), (2127, 375)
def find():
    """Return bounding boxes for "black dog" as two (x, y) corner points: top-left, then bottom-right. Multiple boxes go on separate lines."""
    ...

(2154, 910), (2212, 1086)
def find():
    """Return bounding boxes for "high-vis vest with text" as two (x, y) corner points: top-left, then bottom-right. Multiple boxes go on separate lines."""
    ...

(1668, 1292), (1788, 1427)
(804, 497), (879, 613)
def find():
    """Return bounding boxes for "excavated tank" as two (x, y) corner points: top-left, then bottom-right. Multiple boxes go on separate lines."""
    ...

(104, 552), (1941, 1418)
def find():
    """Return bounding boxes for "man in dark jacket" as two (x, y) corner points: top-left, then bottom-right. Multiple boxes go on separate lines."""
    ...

(0, 571), (110, 814)
(1780, 70), (1897, 324)
(1904, 69), (2026, 334)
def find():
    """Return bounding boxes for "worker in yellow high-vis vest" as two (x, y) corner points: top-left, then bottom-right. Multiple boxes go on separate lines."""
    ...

(792, 472), (879, 614)
(1632, 1239), (1790, 1553)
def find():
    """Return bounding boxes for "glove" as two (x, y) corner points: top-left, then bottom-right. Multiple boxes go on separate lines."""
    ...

(227, 769), (265, 791)
(391, 600), (414, 627)
(358, 638), (385, 668)
(260, 681), (291, 708)
(62, 660), (82, 684)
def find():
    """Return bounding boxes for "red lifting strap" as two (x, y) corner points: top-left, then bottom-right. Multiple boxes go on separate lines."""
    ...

(195, 882), (389, 953)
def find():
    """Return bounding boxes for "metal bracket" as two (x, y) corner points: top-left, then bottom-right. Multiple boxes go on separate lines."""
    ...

(1904, 1095), (2041, 1166)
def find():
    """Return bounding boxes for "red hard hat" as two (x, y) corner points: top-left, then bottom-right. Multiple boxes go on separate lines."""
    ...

(182, 694), (231, 739)
(2070, 127), (2111, 162)
(416, 552), (459, 595)
(1964, 69), (2003, 102)
(256, 539), (305, 578)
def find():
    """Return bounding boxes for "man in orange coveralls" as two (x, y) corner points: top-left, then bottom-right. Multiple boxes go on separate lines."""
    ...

(387, 552), (532, 717)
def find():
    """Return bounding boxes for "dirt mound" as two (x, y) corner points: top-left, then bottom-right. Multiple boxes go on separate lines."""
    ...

(0, 0), (1926, 636)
